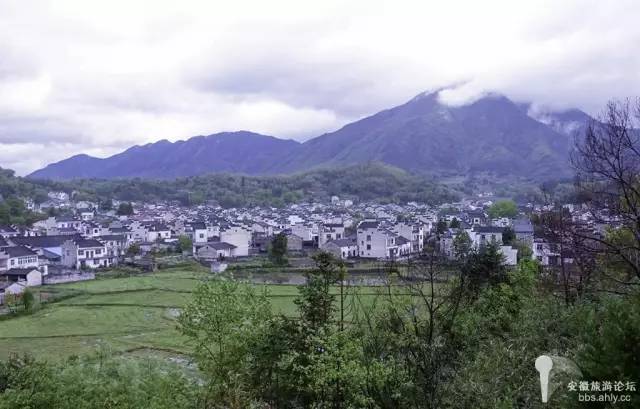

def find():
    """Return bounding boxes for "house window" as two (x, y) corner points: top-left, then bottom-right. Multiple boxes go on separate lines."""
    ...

(366, 235), (371, 241)
(366, 244), (371, 250)
(78, 250), (84, 256)
(96, 249), (102, 255)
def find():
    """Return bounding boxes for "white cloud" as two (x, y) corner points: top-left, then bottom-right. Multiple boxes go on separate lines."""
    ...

(1, 0), (640, 174)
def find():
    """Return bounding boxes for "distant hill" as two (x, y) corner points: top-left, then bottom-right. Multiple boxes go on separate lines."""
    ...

(28, 92), (593, 181)
(25, 162), (461, 208)
(29, 131), (300, 180)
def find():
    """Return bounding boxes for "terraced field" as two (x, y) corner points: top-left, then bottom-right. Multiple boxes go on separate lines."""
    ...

(0, 267), (393, 360)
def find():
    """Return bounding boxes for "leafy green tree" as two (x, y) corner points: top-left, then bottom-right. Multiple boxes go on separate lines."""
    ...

(99, 198), (113, 211)
(177, 235), (193, 254)
(126, 243), (141, 257)
(488, 199), (518, 219)
(453, 230), (473, 259)
(512, 238), (533, 262)
(178, 279), (272, 406)
(268, 233), (288, 266)
(463, 242), (508, 296)
(116, 202), (134, 216)
(450, 217), (460, 228)
(502, 226), (515, 245)
(21, 289), (35, 313)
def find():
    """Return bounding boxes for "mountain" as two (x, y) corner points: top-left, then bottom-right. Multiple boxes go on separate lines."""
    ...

(276, 92), (580, 179)
(519, 103), (593, 139)
(28, 92), (593, 181)
(29, 131), (300, 180)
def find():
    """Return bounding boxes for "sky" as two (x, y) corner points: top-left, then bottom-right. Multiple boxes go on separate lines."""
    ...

(1, 0), (640, 175)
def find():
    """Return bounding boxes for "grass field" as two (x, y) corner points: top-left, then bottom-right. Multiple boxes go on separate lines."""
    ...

(0, 267), (397, 361)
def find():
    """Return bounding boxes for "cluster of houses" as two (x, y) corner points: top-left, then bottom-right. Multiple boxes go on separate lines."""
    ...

(1, 189), (613, 304)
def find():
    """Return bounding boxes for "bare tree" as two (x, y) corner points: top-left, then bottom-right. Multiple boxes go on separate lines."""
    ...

(571, 98), (640, 284)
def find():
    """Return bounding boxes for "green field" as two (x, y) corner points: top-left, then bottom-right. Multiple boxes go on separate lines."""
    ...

(0, 267), (394, 360)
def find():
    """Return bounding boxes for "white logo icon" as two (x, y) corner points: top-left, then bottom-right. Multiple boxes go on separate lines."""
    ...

(535, 355), (554, 403)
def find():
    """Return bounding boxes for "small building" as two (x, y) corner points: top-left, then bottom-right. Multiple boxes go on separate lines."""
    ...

(323, 237), (358, 259)
(196, 242), (238, 260)
(0, 281), (25, 305)
(61, 238), (110, 269)
(0, 267), (43, 287)
(286, 233), (304, 251)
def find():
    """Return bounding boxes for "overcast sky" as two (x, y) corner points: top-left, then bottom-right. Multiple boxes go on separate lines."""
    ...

(1, 0), (639, 175)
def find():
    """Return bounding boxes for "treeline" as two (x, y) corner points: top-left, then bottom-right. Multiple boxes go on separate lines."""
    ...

(0, 168), (50, 225)
(30, 162), (461, 207)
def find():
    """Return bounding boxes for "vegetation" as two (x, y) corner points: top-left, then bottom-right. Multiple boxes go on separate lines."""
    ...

(267, 233), (288, 265)
(26, 162), (460, 208)
(487, 199), (518, 219)
(116, 202), (134, 215)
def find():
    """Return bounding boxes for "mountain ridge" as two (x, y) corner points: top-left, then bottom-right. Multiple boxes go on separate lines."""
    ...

(27, 92), (593, 181)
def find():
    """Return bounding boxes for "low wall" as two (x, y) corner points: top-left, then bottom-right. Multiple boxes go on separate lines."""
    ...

(44, 272), (95, 285)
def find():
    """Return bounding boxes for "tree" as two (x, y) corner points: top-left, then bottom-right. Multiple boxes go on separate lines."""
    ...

(99, 198), (113, 211)
(126, 243), (141, 257)
(116, 202), (134, 216)
(487, 200), (518, 219)
(449, 217), (460, 228)
(268, 233), (288, 266)
(177, 235), (193, 254)
(572, 98), (640, 282)
(21, 290), (35, 313)
(178, 279), (272, 406)
(501, 227), (515, 245)
(453, 230), (472, 259)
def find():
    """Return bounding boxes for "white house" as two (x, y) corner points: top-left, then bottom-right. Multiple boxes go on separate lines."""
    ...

(220, 225), (251, 256)
(322, 237), (358, 259)
(144, 223), (172, 242)
(196, 242), (238, 260)
(393, 222), (424, 253)
(318, 223), (345, 247)
(0, 246), (40, 272)
(356, 220), (399, 259)
(187, 221), (208, 244)
(61, 238), (110, 269)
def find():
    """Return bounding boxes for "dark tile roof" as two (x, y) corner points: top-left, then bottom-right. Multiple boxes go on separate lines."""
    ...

(206, 242), (237, 250)
(0, 245), (37, 258)
(327, 237), (357, 247)
(358, 220), (380, 229)
(189, 221), (207, 230)
(473, 226), (504, 234)
(99, 234), (126, 241)
(1, 267), (40, 276)
(11, 235), (79, 248)
(396, 236), (410, 245)
(74, 239), (104, 248)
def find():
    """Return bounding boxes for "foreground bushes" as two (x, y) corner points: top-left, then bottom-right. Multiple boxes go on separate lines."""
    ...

(0, 354), (197, 409)
(2, 254), (640, 408)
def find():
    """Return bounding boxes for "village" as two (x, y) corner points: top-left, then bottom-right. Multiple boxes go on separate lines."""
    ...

(0, 189), (611, 305)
